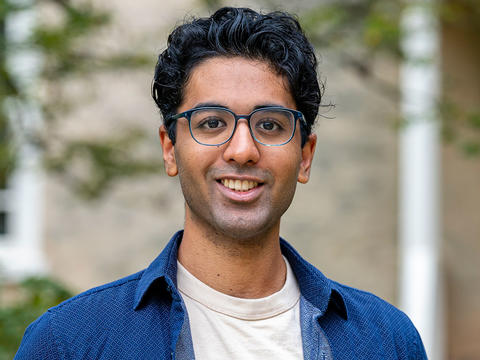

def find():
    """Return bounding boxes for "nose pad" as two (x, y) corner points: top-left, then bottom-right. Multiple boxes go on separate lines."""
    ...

(223, 119), (260, 165)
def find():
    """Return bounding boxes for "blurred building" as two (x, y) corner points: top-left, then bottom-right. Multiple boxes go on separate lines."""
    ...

(441, 5), (480, 356)
(1, 1), (479, 359)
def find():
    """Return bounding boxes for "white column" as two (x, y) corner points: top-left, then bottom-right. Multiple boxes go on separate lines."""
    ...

(0, 0), (46, 278)
(399, 0), (444, 359)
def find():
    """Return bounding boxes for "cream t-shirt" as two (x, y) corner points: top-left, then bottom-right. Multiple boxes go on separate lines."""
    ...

(176, 257), (303, 359)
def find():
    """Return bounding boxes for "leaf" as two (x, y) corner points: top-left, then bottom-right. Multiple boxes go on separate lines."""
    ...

(0, 277), (72, 358)
(461, 141), (480, 156)
(468, 112), (480, 130)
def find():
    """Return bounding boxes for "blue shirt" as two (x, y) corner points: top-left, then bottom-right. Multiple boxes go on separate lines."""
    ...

(15, 231), (427, 359)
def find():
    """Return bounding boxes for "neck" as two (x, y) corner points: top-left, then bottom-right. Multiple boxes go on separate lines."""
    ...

(178, 208), (286, 299)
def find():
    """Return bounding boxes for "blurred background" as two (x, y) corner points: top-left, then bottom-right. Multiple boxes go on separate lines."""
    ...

(0, 0), (479, 358)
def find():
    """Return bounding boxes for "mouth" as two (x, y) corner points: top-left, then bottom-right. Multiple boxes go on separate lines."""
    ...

(219, 179), (262, 192)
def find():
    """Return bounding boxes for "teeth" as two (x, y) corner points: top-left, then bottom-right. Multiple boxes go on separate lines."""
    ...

(235, 180), (241, 191)
(221, 179), (259, 192)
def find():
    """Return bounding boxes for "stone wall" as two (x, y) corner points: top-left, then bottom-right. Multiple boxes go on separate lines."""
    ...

(442, 13), (480, 359)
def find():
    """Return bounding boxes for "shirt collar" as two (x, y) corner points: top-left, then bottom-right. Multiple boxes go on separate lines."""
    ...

(134, 230), (183, 310)
(280, 238), (348, 320)
(134, 231), (348, 320)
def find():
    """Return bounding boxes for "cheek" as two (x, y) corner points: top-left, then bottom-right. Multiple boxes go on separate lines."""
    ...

(174, 143), (218, 179)
(268, 149), (302, 187)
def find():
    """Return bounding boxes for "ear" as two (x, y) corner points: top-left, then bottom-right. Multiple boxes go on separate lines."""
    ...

(159, 125), (178, 177)
(297, 134), (316, 184)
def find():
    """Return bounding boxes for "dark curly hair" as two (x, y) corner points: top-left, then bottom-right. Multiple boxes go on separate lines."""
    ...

(152, 7), (321, 147)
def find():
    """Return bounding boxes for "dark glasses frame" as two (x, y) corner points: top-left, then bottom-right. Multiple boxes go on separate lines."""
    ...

(170, 106), (306, 146)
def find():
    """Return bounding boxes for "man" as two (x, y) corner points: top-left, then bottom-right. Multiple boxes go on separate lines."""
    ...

(16, 7), (427, 359)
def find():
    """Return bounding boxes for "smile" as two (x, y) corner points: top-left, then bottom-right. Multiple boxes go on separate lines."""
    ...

(220, 179), (259, 192)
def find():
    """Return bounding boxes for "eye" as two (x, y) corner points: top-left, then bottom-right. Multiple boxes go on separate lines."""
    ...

(198, 117), (227, 129)
(256, 119), (282, 131)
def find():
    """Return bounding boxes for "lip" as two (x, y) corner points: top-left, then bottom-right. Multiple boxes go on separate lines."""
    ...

(215, 179), (264, 203)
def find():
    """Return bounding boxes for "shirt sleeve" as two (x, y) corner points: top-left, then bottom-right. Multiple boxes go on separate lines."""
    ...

(14, 311), (62, 360)
(409, 321), (428, 359)
(415, 342), (428, 360)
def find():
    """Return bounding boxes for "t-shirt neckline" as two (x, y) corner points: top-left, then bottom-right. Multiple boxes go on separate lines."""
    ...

(176, 256), (301, 320)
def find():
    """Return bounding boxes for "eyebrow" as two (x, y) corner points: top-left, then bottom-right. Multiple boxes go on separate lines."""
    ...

(192, 102), (225, 109)
(253, 104), (285, 110)
(192, 102), (287, 112)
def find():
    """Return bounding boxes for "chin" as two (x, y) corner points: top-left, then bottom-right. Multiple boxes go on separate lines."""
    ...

(212, 214), (277, 243)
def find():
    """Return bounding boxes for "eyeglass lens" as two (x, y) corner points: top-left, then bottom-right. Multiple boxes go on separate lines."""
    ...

(189, 108), (295, 145)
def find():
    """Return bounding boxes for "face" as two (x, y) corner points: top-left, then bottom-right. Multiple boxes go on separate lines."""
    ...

(160, 57), (316, 240)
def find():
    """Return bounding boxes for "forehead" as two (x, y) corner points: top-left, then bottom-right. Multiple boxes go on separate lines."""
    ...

(179, 56), (296, 112)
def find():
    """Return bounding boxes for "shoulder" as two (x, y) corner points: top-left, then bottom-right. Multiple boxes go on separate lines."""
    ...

(15, 271), (144, 359)
(329, 281), (427, 358)
(332, 280), (410, 326)
(15, 309), (60, 359)
(51, 270), (143, 312)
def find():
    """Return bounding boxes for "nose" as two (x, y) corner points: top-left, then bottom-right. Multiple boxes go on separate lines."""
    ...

(223, 119), (260, 165)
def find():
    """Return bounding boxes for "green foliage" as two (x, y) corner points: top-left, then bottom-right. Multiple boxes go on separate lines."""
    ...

(46, 128), (163, 199)
(1, 0), (17, 188)
(441, 0), (480, 155)
(363, 2), (402, 55)
(461, 141), (480, 156)
(441, 100), (480, 156)
(469, 113), (480, 130)
(300, 0), (402, 56)
(202, 0), (223, 11)
(440, 0), (480, 31)
(33, 2), (110, 77)
(244, 0), (480, 157)
(0, 277), (72, 359)
(1, 0), (479, 202)
(1, 0), (155, 199)
(34, 1), (151, 80)
(0, 116), (15, 189)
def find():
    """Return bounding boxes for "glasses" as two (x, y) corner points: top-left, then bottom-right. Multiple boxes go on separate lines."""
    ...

(170, 106), (305, 146)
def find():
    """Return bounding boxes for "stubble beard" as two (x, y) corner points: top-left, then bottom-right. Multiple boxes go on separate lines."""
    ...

(184, 196), (278, 247)
(176, 157), (299, 249)
(181, 184), (298, 252)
